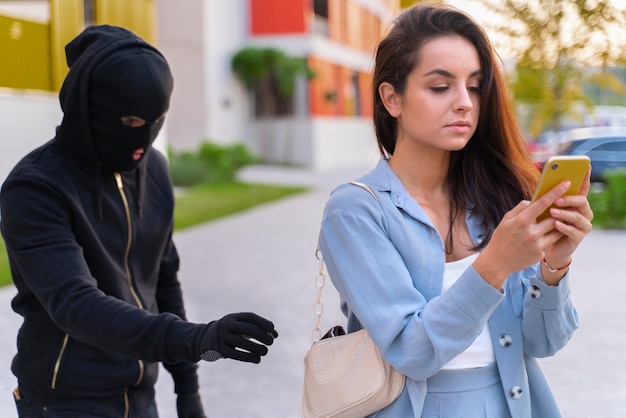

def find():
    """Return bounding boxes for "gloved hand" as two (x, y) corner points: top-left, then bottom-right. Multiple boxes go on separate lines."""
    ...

(194, 312), (278, 364)
(176, 392), (206, 418)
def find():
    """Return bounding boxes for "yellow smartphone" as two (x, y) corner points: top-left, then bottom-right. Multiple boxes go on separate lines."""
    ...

(531, 155), (590, 222)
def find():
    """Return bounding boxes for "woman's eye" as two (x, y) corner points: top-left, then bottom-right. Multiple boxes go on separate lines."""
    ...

(469, 86), (482, 93)
(431, 86), (448, 92)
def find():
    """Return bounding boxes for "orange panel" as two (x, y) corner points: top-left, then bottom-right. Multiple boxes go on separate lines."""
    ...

(250, 0), (309, 35)
(309, 57), (340, 116)
(345, 1), (360, 50)
(362, 8), (376, 53)
(328, 0), (390, 51)
(309, 58), (375, 117)
(359, 71), (373, 117)
(328, 0), (348, 44)
(328, 0), (340, 42)
(339, 66), (356, 116)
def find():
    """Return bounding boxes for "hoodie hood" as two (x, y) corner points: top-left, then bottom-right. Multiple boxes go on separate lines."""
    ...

(56, 25), (173, 173)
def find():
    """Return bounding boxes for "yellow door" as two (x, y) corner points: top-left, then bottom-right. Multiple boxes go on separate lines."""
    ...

(0, 15), (52, 90)
(96, 0), (156, 45)
(50, 0), (84, 90)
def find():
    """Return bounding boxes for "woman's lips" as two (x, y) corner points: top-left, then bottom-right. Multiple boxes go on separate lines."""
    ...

(446, 121), (471, 134)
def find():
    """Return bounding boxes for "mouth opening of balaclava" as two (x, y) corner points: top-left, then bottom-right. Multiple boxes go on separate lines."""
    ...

(89, 45), (173, 173)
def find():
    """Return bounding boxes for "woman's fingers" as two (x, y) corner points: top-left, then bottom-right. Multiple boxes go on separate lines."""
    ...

(528, 181), (571, 222)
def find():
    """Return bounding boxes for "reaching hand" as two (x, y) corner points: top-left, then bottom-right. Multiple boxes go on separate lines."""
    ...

(194, 312), (278, 364)
(177, 392), (206, 418)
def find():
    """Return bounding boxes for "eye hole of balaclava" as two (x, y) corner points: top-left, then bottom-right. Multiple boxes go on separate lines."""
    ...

(89, 46), (173, 172)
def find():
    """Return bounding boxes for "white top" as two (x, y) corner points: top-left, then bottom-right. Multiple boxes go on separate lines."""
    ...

(440, 252), (496, 370)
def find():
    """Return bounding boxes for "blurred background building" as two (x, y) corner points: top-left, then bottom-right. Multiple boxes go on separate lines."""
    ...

(0, 0), (400, 181)
(3, 0), (624, 181)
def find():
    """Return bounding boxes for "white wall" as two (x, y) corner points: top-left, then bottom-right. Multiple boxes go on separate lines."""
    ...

(157, 0), (249, 150)
(311, 117), (379, 171)
(157, 0), (209, 150)
(246, 117), (379, 171)
(204, 0), (249, 146)
(0, 90), (61, 183)
(247, 117), (313, 166)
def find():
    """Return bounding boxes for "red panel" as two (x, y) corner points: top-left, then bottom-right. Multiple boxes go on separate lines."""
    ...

(250, 0), (309, 35)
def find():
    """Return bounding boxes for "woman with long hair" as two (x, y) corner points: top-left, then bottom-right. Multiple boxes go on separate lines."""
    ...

(319, 4), (593, 417)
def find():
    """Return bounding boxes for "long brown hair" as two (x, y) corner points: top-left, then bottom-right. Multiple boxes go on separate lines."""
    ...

(372, 4), (539, 250)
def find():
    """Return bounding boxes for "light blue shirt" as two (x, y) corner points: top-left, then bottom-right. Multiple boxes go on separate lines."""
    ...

(319, 159), (578, 417)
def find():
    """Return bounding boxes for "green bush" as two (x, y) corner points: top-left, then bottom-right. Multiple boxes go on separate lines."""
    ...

(169, 141), (259, 186)
(588, 170), (626, 229)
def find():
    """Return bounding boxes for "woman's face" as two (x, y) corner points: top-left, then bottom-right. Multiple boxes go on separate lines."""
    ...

(385, 35), (482, 154)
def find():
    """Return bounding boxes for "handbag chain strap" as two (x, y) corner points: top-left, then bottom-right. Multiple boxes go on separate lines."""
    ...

(311, 251), (326, 344)
(311, 181), (378, 345)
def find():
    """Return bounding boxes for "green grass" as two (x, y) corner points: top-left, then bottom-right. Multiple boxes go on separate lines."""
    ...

(173, 182), (307, 229)
(0, 182), (307, 288)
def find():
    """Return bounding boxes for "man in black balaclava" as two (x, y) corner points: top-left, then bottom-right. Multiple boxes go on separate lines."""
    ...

(1, 25), (278, 418)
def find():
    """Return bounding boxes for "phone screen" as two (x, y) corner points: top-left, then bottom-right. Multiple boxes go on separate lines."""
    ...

(531, 155), (590, 221)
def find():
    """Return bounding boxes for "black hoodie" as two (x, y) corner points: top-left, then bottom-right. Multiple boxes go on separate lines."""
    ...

(0, 25), (200, 399)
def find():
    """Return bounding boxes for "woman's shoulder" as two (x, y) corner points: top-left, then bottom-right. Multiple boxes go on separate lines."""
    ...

(323, 183), (383, 227)
(324, 160), (392, 215)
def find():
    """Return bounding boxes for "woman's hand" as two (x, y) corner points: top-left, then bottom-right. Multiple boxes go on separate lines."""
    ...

(540, 166), (593, 283)
(474, 168), (592, 288)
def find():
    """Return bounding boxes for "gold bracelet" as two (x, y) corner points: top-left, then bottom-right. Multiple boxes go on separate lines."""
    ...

(542, 257), (572, 273)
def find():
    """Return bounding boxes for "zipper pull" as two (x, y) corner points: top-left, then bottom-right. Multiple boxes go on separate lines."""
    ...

(114, 172), (123, 189)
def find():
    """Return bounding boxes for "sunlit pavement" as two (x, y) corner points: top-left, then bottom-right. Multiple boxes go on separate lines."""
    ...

(1, 164), (624, 417)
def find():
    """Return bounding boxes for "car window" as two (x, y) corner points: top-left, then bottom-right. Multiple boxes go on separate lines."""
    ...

(589, 140), (626, 152)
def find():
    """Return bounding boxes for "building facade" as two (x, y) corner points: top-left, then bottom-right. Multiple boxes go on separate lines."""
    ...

(1, 0), (399, 172)
(158, 0), (398, 170)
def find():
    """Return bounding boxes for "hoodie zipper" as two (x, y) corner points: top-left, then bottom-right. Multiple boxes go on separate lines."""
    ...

(124, 389), (130, 418)
(50, 334), (69, 389)
(114, 173), (145, 392)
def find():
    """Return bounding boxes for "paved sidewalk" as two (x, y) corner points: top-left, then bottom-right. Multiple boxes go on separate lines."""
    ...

(1, 164), (625, 417)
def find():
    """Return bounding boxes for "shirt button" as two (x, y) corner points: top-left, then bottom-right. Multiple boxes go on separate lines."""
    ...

(499, 334), (513, 347)
(530, 285), (542, 299)
(510, 386), (523, 399)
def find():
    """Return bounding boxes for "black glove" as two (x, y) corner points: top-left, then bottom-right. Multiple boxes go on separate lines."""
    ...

(176, 392), (206, 418)
(195, 312), (278, 364)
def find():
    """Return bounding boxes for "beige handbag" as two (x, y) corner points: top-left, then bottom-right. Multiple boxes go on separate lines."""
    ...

(301, 182), (405, 418)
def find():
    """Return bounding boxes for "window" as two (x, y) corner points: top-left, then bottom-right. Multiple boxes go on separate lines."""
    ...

(313, 0), (328, 36)
(313, 0), (328, 19)
(591, 139), (626, 152)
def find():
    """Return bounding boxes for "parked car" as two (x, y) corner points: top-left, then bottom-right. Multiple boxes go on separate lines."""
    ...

(558, 126), (626, 183)
(528, 106), (626, 167)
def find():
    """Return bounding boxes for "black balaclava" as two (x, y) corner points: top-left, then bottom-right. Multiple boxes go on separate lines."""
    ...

(89, 46), (173, 172)
(56, 25), (174, 174)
